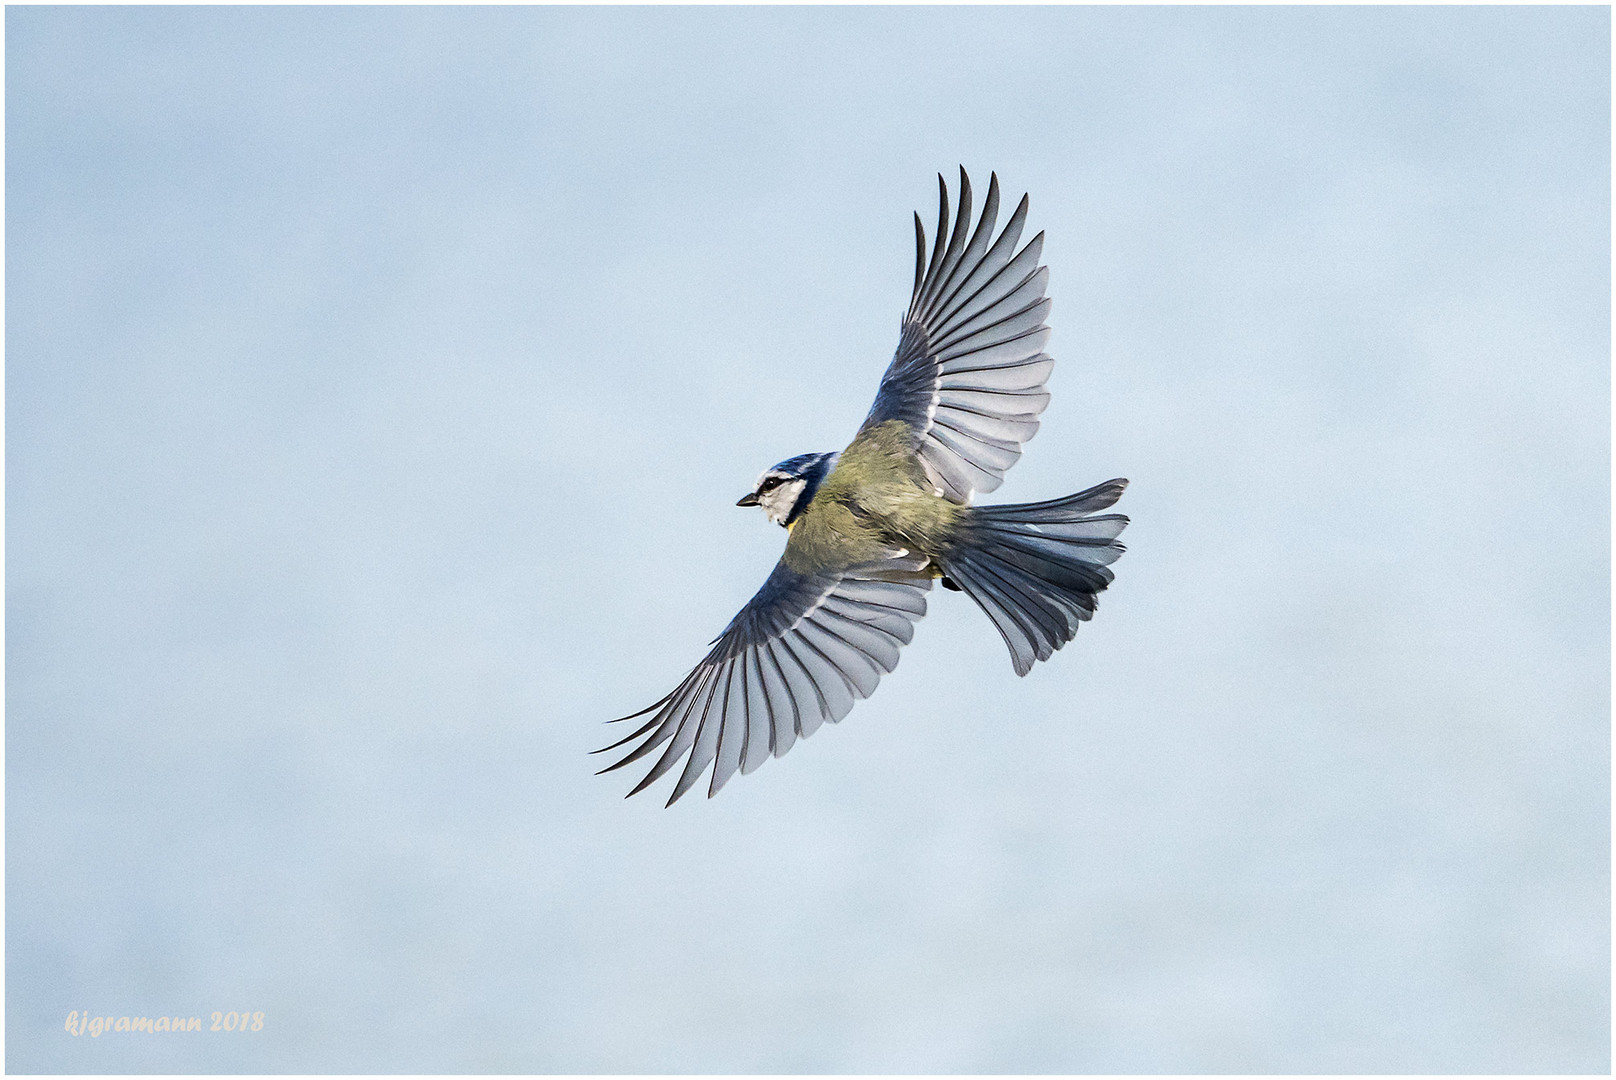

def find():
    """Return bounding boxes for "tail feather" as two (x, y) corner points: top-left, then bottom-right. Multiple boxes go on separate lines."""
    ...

(940, 478), (1129, 675)
(971, 477), (1128, 520)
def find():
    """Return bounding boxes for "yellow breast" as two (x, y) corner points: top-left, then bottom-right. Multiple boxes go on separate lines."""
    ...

(782, 420), (961, 573)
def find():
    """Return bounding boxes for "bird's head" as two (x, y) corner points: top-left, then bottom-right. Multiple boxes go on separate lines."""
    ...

(736, 451), (840, 527)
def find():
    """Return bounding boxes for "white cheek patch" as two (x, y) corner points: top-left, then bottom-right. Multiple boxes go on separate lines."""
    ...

(759, 478), (807, 525)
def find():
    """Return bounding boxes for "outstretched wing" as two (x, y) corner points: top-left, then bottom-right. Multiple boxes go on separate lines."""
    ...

(861, 168), (1053, 503)
(597, 555), (932, 805)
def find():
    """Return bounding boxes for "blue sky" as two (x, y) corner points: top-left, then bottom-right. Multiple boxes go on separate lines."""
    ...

(7, 5), (1609, 1072)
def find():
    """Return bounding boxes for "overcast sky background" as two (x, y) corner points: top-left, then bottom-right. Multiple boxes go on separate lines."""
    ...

(6, 5), (1609, 1073)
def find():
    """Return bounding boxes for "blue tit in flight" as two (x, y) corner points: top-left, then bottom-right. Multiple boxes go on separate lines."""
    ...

(598, 168), (1129, 805)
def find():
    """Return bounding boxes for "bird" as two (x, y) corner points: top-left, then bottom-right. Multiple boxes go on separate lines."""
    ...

(597, 168), (1129, 805)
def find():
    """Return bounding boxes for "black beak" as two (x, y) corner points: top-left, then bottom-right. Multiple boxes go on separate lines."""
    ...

(736, 492), (760, 507)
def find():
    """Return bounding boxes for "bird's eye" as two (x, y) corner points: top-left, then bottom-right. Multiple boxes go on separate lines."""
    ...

(759, 477), (782, 492)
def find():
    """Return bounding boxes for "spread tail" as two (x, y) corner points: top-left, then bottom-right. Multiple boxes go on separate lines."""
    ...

(938, 478), (1129, 675)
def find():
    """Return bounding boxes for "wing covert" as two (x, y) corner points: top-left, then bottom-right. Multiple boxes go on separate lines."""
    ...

(597, 555), (931, 805)
(861, 169), (1054, 503)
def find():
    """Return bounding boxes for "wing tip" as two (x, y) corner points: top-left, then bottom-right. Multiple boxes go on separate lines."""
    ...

(627, 769), (663, 800)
